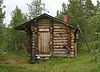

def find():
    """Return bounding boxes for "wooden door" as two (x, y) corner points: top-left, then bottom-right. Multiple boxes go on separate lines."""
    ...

(38, 32), (50, 54)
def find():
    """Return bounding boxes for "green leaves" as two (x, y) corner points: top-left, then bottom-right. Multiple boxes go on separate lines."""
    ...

(10, 6), (27, 28)
(27, 0), (46, 19)
(6, 6), (28, 51)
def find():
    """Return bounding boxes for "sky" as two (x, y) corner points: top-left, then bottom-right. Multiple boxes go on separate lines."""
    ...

(3, 0), (97, 25)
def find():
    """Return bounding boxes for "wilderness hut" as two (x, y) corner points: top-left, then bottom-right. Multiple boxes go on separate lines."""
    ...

(15, 13), (77, 58)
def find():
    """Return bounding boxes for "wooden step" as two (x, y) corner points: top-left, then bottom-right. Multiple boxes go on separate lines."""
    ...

(36, 54), (51, 60)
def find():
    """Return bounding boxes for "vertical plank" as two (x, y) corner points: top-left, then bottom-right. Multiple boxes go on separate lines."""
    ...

(38, 32), (50, 54)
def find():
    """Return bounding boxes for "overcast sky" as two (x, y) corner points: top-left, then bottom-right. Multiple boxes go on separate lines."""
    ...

(3, 0), (97, 24)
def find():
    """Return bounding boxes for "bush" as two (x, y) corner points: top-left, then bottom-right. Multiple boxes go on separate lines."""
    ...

(0, 55), (7, 61)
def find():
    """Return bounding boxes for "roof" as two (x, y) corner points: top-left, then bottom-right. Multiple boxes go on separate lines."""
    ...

(15, 13), (76, 30)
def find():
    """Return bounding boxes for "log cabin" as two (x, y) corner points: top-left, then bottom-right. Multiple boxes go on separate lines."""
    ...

(15, 13), (77, 59)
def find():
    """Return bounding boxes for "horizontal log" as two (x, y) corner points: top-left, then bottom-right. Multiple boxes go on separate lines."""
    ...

(53, 46), (63, 48)
(53, 30), (67, 33)
(53, 31), (67, 33)
(53, 40), (67, 43)
(32, 42), (35, 44)
(53, 34), (68, 37)
(53, 43), (67, 45)
(53, 41), (68, 43)
(53, 44), (68, 46)
(53, 41), (67, 45)
(70, 49), (74, 51)
(53, 49), (67, 51)
(53, 31), (67, 34)
(71, 43), (74, 45)
(53, 26), (67, 29)
(53, 33), (68, 35)
(71, 42), (74, 44)
(53, 47), (64, 49)
(53, 28), (67, 30)
(53, 38), (67, 40)
(32, 46), (35, 48)
(39, 29), (49, 31)
(53, 36), (68, 39)
(71, 39), (74, 41)
(71, 40), (74, 42)
(53, 41), (67, 43)
(53, 37), (68, 39)
(71, 46), (74, 48)
(38, 26), (50, 28)
(53, 39), (68, 41)
(32, 32), (36, 34)
(32, 38), (35, 40)
(53, 34), (68, 36)
(54, 29), (67, 32)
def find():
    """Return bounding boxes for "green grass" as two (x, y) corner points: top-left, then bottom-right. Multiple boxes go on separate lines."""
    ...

(0, 48), (100, 72)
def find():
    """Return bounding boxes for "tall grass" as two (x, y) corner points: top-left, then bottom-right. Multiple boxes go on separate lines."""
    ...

(0, 48), (100, 72)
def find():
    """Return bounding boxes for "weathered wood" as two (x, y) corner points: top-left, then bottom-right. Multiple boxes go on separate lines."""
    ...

(53, 32), (67, 33)
(53, 26), (67, 29)
(39, 29), (49, 32)
(28, 18), (76, 57)
(54, 29), (67, 32)
(53, 45), (64, 48)
(16, 13), (77, 58)
(53, 40), (67, 42)
(26, 30), (33, 54)
(50, 20), (53, 55)
(37, 19), (51, 54)
(53, 37), (68, 39)
(53, 43), (67, 46)
(53, 23), (69, 56)
(38, 32), (50, 54)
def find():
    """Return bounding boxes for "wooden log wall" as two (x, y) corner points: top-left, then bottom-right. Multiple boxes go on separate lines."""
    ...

(70, 29), (77, 57)
(29, 19), (77, 57)
(31, 24), (38, 54)
(52, 22), (69, 56)
(38, 19), (50, 29)
(26, 30), (32, 54)
(52, 22), (77, 57)
(53, 22), (68, 49)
